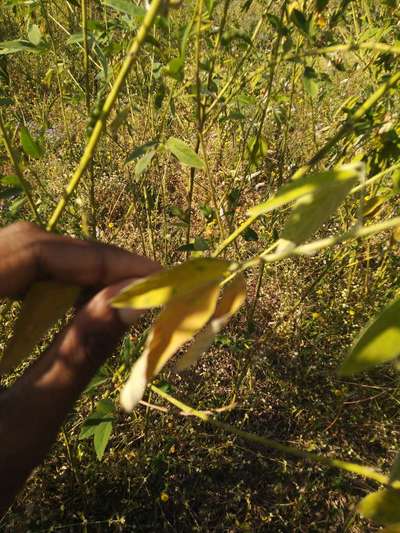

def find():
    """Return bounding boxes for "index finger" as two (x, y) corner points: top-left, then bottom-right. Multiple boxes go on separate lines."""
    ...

(0, 222), (161, 298)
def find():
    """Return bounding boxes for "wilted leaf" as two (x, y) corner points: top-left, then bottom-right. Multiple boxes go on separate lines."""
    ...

(111, 258), (232, 309)
(165, 137), (205, 169)
(0, 282), (79, 375)
(249, 163), (361, 217)
(20, 126), (43, 159)
(176, 275), (246, 371)
(358, 489), (400, 525)
(340, 297), (400, 376)
(120, 283), (221, 411)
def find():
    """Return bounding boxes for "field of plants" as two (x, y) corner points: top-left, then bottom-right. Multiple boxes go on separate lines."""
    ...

(1, 0), (400, 530)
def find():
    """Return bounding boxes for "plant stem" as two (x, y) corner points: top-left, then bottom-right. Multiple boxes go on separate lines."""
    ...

(47, 0), (164, 231)
(150, 384), (392, 487)
(0, 112), (42, 225)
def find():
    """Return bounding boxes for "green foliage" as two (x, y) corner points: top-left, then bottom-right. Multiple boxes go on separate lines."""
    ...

(1, 0), (400, 528)
(358, 490), (400, 525)
(79, 399), (115, 461)
(340, 297), (400, 375)
(164, 137), (205, 169)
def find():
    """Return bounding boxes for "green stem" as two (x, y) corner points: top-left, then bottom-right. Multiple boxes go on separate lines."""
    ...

(151, 385), (393, 487)
(47, 0), (164, 231)
(0, 112), (42, 225)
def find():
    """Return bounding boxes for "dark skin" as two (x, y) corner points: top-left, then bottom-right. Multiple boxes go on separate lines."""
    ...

(0, 222), (160, 516)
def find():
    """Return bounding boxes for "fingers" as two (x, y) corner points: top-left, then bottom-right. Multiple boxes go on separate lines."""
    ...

(0, 281), (142, 513)
(15, 280), (142, 394)
(0, 222), (160, 298)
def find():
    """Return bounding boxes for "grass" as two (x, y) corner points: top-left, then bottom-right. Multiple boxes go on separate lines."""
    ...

(1, 0), (400, 530)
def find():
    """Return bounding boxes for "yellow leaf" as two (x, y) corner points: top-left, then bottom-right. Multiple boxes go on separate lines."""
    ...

(120, 283), (221, 411)
(358, 489), (400, 525)
(176, 275), (246, 372)
(0, 281), (79, 375)
(111, 258), (232, 309)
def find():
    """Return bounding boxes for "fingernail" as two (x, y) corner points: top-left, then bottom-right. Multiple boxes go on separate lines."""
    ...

(116, 307), (142, 325)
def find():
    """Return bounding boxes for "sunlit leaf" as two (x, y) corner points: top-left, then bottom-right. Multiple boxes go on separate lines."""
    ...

(340, 297), (400, 376)
(176, 275), (246, 371)
(0, 282), (79, 375)
(358, 489), (400, 525)
(277, 173), (356, 252)
(165, 137), (205, 169)
(120, 283), (221, 411)
(248, 163), (361, 217)
(111, 258), (232, 309)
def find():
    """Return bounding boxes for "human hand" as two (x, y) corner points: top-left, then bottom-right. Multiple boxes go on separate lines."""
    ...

(0, 222), (160, 515)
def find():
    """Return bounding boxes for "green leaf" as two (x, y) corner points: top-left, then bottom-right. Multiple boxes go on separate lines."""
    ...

(20, 126), (43, 159)
(84, 367), (110, 394)
(135, 150), (155, 178)
(303, 66), (319, 98)
(164, 56), (184, 81)
(358, 489), (400, 525)
(0, 97), (13, 106)
(125, 139), (158, 164)
(340, 297), (400, 376)
(390, 453), (400, 483)
(165, 137), (205, 169)
(248, 163), (361, 217)
(290, 9), (309, 35)
(67, 32), (83, 45)
(315, 0), (329, 11)
(243, 227), (259, 241)
(94, 421), (113, 460)
(267, 13), (288, 36)
(278, 173), (356, 251)
(193, 236), (209, 251)
(0, 39), (41, 55)
(27, 24), (42, 46)
(1, 175), (22, 187)
(102, 0), (145, 18)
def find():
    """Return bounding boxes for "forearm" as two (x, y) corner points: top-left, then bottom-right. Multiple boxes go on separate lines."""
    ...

(0, 291), (127, 516)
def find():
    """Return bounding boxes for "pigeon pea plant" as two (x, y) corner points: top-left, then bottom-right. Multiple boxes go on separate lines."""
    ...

(1, 0), (400, 527)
